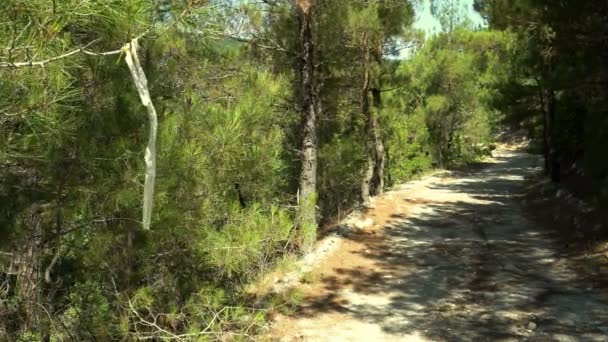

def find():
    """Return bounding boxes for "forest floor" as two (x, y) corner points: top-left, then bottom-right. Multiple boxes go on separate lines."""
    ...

(267, 146), (608, 341)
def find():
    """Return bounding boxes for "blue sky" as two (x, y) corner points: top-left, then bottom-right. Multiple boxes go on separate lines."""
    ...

(413, 0), (485, 36)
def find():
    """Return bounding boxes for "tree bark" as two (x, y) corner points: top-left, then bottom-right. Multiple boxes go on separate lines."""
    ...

(385, 143), (393, 187)
(536, 78), (551, 175)
(296, 0), (318, 230)
(361, 33), (385, 207)
(371, 35), (386, 195)
(361, 34), (375, 207)
(361, 35), (385, 204)
(540, 55), (560, 183)
(540, 88), (560, 182)
(11, 205), (43, 337)
(546, 87), (560, 182)
(371, 87), (385, 195)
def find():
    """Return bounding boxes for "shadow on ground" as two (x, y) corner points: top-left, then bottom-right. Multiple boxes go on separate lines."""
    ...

(294, 150), (608, 341)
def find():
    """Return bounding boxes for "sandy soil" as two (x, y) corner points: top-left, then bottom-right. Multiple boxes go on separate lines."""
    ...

(268, 147), (608, 342)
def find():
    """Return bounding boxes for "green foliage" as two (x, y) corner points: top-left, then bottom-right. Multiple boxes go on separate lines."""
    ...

(318, 134), (366, 219)
(393, 27), (511, 168)
(202, 204), (293, 279)
(1, 1), (298, 339)
(384, 109), (432, 183)
(479, 0), (608, 198)
(53, 282), (118, 340)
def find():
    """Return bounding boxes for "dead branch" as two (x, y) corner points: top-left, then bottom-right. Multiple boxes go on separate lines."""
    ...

(123, 39), (157, 230)
(0, 40), (106, 68)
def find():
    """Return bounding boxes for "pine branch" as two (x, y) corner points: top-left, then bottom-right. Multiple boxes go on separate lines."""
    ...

(0, 40), (105, 68)
(0, 31), (151, 69)
(225, 34), (290, 53)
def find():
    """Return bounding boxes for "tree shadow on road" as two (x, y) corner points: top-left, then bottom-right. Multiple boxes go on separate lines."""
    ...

(293, 152), (608, 341)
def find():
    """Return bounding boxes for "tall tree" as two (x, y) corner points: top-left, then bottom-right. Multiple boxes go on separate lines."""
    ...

(295, 0), (319, 241)
(344, 0), (415, 206)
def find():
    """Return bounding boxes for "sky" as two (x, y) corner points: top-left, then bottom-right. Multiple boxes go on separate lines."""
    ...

(396, 0), (486, 59)
(413, 0), (486, 36)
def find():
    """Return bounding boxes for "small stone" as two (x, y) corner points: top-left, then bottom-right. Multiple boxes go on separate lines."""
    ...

(528, 322), (537, 330)
(480, 313), (492, 320)
(353, 217), (374, 229)
(553, 334), (576, 342)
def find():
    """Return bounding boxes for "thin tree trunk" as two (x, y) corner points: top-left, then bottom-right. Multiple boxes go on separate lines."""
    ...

(371, 88), (384, 195)
(385, 143), (392, 187)
(536, 78), (551, 175)
(437, 143), (444, 168)
(539, 38), (560, 183)
(540, 85), (559, 182)
(39, 204), (63, 342)
(370, 36), (386, 195)
(296, 0), (318, 231)
(541, 89), (552, 177)
(546, 87), (560, 182)
(361, 34), (375, 207)
(540, 54), (560, 183)
(12, 204), (43, 337)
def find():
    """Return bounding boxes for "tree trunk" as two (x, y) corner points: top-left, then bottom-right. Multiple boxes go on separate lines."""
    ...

(371, 88), (385, 195)
(11, 205), (43, 337)
(540, 87), (560, 182)
(540, 43), (560, 183)
(361, 35), (374, 207)
(540, 59), (560, 183)
(370, 37), (385, 195)
(437, 143), (444, 168)
(296, 0), (318, 230)
(536, 79), (551, 175)
(546, 87), (560, 182)
(361, 35), (386, 205)
(385, 143), (393, 188)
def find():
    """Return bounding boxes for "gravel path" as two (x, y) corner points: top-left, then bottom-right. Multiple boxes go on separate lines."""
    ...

(270, 147), (608, 341)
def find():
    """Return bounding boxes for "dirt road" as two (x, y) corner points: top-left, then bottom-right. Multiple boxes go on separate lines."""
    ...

(270, 147), (608, 341)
